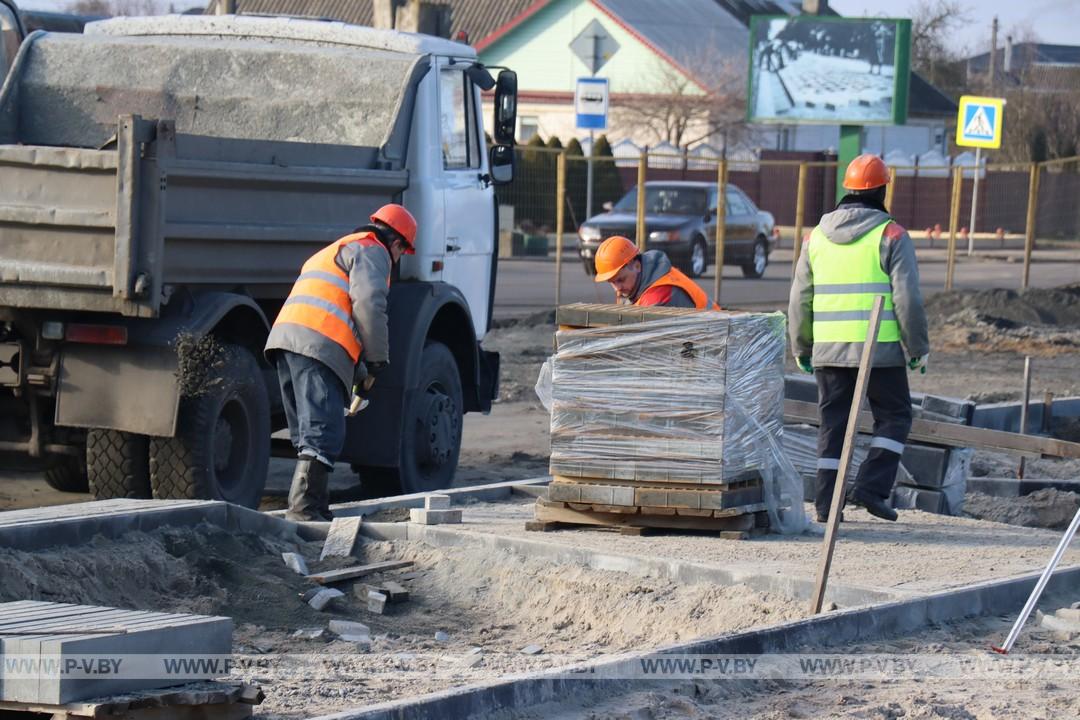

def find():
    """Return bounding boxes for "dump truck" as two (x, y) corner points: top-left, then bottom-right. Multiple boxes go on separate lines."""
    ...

(0, 14), (517, 505)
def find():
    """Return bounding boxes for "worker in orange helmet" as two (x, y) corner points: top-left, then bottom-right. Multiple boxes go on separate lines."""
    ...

(265, 203), (417, 522)
(593, 236), (719, 309)
(789, 154), (929, 525)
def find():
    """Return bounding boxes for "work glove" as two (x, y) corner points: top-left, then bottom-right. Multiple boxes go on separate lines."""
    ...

(366, 360), (389, 378)
(796, 355), (814, 374)
(908, 354), (928, 374)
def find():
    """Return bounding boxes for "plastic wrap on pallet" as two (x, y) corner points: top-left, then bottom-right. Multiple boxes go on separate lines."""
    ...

(536, 311), (806, 534)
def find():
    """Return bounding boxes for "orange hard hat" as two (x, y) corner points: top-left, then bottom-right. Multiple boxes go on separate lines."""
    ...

(842, 154), (890, 191)
(370, 204), (418, 254)
(594, 235), (639, 282)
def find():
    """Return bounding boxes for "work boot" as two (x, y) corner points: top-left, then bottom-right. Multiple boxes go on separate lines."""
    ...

(816, 510), (844, 524)
(846, 487), (898, 522)
(286, 457), (330, 523)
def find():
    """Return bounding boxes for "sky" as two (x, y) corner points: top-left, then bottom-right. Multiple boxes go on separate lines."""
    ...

(16, 0), (1080, 55)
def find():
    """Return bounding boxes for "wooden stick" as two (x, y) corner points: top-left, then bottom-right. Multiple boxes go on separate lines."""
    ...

(809, 295), (885, 615)
(306, 560), (413, 585)
(1018, 356), (1032, 479)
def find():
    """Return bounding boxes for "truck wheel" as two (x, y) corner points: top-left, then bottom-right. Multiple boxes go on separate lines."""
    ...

(87, 429), (150, 499)
(399, 341), (463, 494)
(43, 454), (88, 493)
(149, 343), (269, 508)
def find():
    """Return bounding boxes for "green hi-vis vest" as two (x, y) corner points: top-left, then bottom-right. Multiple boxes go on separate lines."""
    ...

(807, 220), (901, 345)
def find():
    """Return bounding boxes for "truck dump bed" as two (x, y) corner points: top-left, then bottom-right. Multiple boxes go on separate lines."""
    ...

(0, 18), (426, 317)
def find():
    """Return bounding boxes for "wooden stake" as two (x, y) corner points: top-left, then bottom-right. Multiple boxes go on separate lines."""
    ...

(1018, 356), (1032, 479)
(809, 295), (885, 615)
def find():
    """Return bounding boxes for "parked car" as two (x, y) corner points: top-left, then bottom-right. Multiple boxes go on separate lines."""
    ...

(577, 181), (775, 279)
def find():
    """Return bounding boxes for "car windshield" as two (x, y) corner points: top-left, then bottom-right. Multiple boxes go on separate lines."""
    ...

(613, 187), (709, 216)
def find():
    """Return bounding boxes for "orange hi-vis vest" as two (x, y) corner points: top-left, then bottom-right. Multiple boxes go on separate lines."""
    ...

(273, 232), (389, 363)
(635, 267), (720, 310)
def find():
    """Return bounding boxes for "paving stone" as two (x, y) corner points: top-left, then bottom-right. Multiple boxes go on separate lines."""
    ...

(521, 644), (543, 655)
(292, 627), (325, 640)
(329, 620), (370, 637)
(435, 631), (449, 642)
(320, 517), (363, 560)
(367, 590), (388, 615)
(461, 653), (483, 667)
(409, 508), (462, 525)
(424, 494), (451, 510)
(281, 552), (309, 575)
(0, 601), (231, 704)
(308, 588), (344, 611)
(466, 646), (483, 655)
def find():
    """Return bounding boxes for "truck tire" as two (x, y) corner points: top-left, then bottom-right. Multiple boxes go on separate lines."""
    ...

(380, 341), (463, 496)
(43, 454), (88, 493)
(149, 343), (270, 508)
(86, 429), (150, 500)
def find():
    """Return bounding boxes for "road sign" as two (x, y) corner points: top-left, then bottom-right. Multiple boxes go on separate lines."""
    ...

(575, 77), (609, 131)
(956, 95), (1004, 149)
(570, 19), (619, 75)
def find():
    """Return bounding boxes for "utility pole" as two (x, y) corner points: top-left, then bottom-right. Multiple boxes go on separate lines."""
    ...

(989, 16), (998, 90)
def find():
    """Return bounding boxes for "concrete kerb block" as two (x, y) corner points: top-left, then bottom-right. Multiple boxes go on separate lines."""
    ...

(898, 444), (951, 489)
(409, 508), (462, 525)
(321, 517), (364, 560)
(424, 494), (451, 510)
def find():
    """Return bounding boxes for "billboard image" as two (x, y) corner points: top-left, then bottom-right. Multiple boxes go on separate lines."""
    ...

(748, 16), (911, 125)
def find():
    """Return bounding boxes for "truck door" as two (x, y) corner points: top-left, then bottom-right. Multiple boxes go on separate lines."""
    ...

(435, 57), (492, 337)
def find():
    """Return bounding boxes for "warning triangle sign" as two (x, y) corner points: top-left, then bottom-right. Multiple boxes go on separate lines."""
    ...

(964, 106), (994, 138)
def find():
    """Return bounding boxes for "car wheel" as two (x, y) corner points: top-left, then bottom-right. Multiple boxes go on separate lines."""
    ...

(742, 238), (768, 279)
(149, 343), (270, 508)
(687, 237), (707, 278)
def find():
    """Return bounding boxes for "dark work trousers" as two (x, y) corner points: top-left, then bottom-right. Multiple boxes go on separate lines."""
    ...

(814, 366), (913, 516)
(274, 350), (347, 469)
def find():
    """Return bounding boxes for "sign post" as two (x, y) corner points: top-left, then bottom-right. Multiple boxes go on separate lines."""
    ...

(570, 20), (618, 222)
(955, 95), (1005, 255)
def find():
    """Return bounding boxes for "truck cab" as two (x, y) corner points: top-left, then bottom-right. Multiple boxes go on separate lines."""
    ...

(0, 15), (517, 503)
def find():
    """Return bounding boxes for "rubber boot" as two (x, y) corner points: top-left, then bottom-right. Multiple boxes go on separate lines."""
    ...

(317, 462), (334, 522)
(286, 458), (325, 522)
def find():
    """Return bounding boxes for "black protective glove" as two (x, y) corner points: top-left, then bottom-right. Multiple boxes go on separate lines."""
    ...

(366, 360), (389, 378)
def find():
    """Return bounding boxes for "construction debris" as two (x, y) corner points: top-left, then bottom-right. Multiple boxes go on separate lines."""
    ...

(520, 644), (543, 655)
(291, 627), (324, 640)
(307, 588), (344, 611)
(281, 552), (309, 575)
(434, 631), (449, 642)
(425, 494), (451, 510)
(328, 620), (370, 637)
(307, 560), (414, 585)
(367, 589), (388, 614)
(319, 517), (363, 560)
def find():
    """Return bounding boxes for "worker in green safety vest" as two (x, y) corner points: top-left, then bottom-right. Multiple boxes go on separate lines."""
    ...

(788, 154), (930, 524)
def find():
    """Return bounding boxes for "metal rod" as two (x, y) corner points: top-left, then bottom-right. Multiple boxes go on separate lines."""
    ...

(992, 504), (1080, 654)
(883, 165), (897, 213)
(585, 129), (595, 221)
(945, 165), (962, 291)
(967, 147), (981, 255)
(1022, 163), (1040, 290)
(713, 158), (728, 304)
(635, 150), (647, 251)
(792, 162), (807, 280)
(1018, 356), (1032, 479)
(810, 296), (885, 615)
(554, 151), (566, 307)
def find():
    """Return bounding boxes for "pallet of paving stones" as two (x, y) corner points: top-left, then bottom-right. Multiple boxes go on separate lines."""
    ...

(527, 476), (770, 538)
(0, 681), (263, 719)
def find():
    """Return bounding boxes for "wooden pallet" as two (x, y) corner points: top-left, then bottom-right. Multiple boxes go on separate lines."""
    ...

(0, 682), (262, 719)
(527, 497), (769, 539)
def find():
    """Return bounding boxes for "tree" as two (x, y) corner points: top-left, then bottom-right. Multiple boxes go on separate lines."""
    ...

(610, 45), (747, 150)
(564, 137), (587, 229)
(66, 0), (164, 14)
(591, 134), (626, 212)
(910, 0), (972, 91)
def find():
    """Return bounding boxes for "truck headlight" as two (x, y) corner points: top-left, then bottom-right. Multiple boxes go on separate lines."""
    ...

(578, 226), (601, 241)
(648, 230), (679, 242)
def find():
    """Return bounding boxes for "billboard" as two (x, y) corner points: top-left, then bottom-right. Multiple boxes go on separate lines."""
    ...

(748, 16), (911, 125)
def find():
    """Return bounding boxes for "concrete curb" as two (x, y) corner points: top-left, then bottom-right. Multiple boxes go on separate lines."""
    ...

(0, 499), (303, 552)
(265, 476), (552, 520)
(312, 563), (1080, 720)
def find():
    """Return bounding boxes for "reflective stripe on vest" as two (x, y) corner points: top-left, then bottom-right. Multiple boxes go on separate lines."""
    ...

(635, 268), (720, 310)
(807, 220), (900, 344)
(273, 232), (387, 362)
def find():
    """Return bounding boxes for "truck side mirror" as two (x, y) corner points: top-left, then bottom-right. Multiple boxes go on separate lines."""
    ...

(602, 201), (613, 212)
(493, 70), (517, 146)
(489, 144), (514, 185)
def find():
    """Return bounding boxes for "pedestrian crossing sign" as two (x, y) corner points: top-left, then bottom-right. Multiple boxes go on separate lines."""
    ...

(956, 95), (1004, 149)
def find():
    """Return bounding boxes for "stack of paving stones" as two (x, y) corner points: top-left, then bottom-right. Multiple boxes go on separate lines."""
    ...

(890, 395), (976, 515)
(0, 600), (232, 705)
(542, 304), (785, 534)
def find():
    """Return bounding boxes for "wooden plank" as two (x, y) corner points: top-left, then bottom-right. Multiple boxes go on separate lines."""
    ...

(811, 295), (884, 616)
(785, 399), (1080, 459)
(535, 499), (756, 533)
(306, 561), (413, 585)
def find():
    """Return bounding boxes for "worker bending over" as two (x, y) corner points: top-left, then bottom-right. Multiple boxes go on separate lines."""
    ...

(788, 154), (929, 523)
(265, 204), (418, 522)
(594, 235), (718, 309)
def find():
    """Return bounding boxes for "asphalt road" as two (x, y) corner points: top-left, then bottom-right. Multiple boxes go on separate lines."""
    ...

(493, 248), (1080, 319)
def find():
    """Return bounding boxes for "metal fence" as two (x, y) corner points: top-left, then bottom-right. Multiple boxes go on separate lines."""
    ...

(497, 146), (1080, 304)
